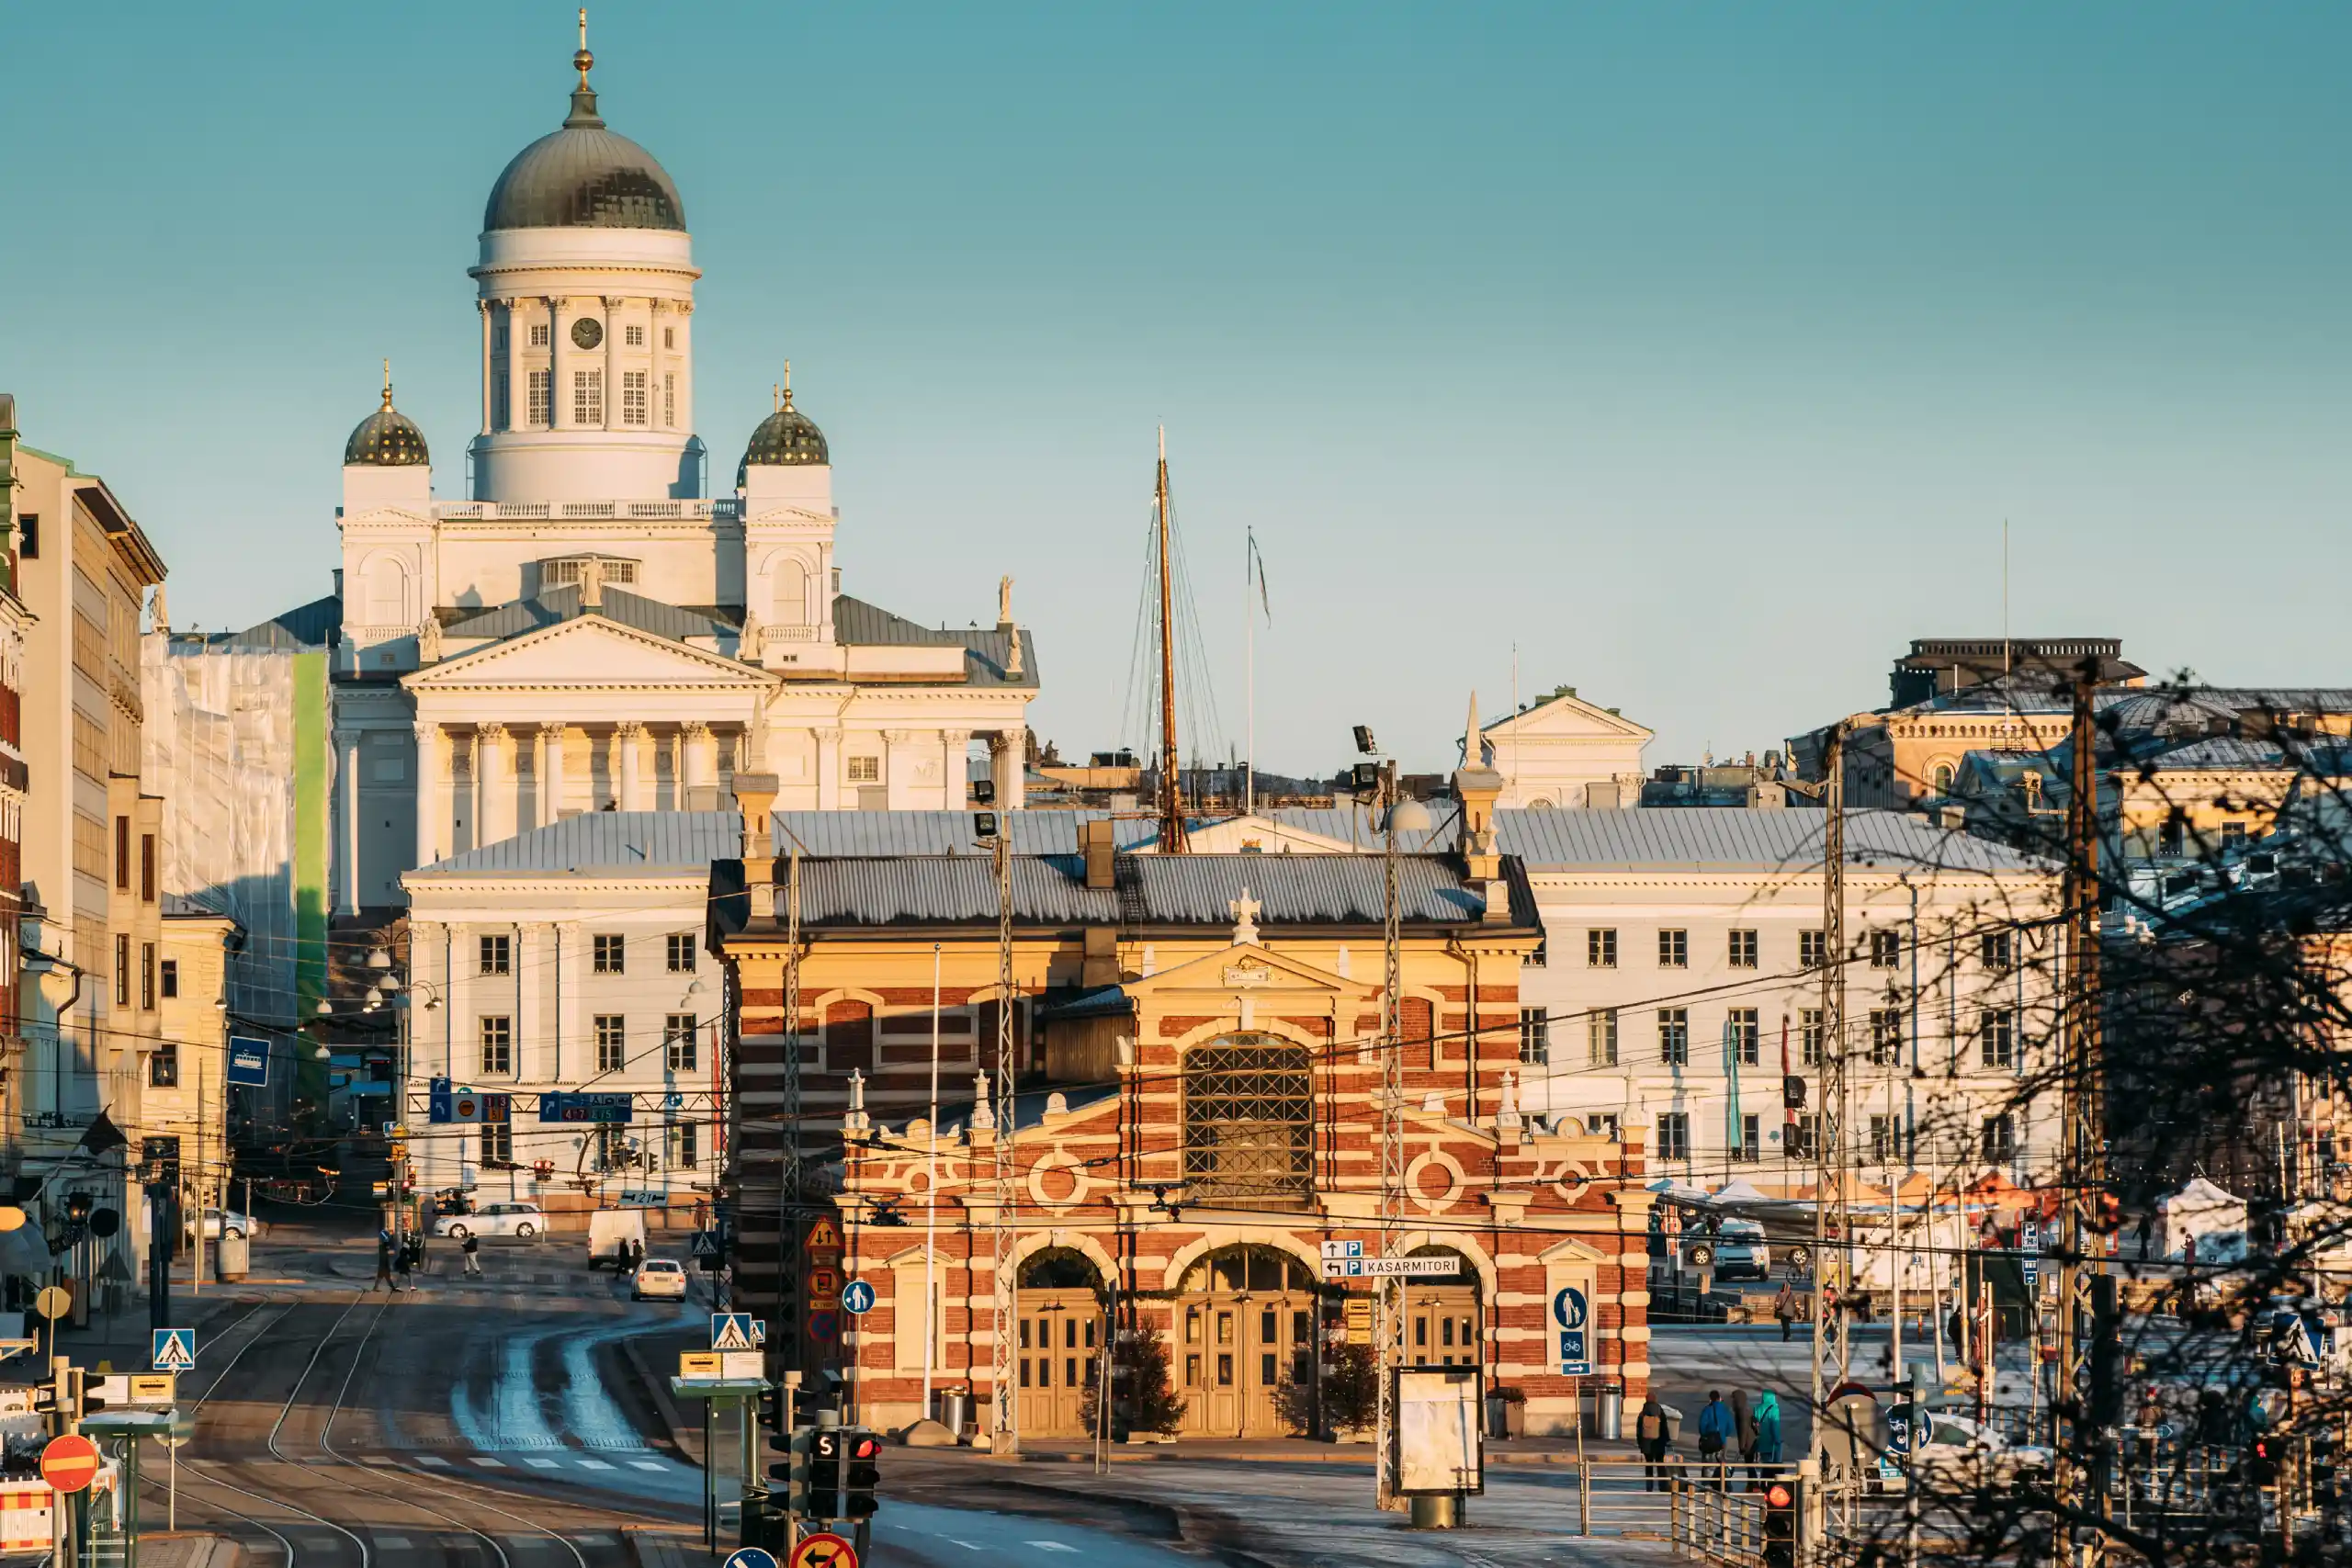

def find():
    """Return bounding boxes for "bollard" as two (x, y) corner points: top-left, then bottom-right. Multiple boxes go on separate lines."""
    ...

(1580, 1455), (1593, 1536)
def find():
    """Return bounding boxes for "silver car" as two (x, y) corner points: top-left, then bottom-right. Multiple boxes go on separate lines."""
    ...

(432, 1201), (546, 1241)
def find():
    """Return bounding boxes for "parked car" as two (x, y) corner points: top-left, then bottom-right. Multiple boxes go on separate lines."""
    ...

(632, 1258), (688, 1301)
(184, 1208), (265, 1243)
(1894, 1406), (2053, 1489)
(432, 1201), (545, 1242)
(1684, 1219), (1771, 1280)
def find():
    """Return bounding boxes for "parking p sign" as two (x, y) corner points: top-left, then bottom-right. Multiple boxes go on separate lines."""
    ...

(1553, 1285), (1590, 1376)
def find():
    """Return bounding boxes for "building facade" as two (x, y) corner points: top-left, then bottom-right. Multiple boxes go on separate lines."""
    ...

(0, 399), (30, 1094)
(1473, 688), (1653, 810)
(315, 39), (1038, 916)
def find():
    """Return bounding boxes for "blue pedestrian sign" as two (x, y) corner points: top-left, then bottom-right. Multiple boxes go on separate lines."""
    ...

(841, 1279), (876, 1315)
(153, 1328), (197, 1372)
(691, 1230), (720, 1259)
(723, 1551), (778, 1568)
(226, 1039), (270, 1088)
(1553, 1286), (1590, 1376)
(710, 1313), (758, 1352)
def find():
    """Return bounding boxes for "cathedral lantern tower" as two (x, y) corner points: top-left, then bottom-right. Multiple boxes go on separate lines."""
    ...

(467, 19), (701, 502)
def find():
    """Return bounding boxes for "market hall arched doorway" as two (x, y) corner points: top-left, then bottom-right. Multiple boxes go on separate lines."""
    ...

(1174, 1246), (1317, 1438)
(1016, 1248), (1102, 1439)
(1401, 1246), (1484, 1369)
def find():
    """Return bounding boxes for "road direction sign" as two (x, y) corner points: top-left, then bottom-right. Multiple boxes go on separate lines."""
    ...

(789, 1531), (857, 1568)
(1320, 1239), (1365, 1259)
(711, 1313), (758, 1352)
(227, 1038), (271, 1088)
(725, 1551), (780, 1568)
(1554, 1286), (1590, 1375)
(1318, 1257), (1457, 1280)
(841, 1279), (876, 1315)
(40, 1435), (101, 1494)
(153, 1327), (197, 1371)
(539, 1091), (634, 1124)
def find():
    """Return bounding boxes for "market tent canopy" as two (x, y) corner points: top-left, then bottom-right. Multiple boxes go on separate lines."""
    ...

(2159, 1177), (2247, 1260)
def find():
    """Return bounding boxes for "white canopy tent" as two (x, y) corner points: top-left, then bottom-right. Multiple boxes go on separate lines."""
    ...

(2158, 1177), (2247, 1260)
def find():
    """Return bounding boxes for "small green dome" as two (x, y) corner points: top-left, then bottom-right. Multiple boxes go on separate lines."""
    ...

(738, 389), (828, 482)
(345, 382), (429, 467)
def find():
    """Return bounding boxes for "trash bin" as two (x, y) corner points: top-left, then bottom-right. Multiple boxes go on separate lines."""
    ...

(1595, 1382), (1624, 1440)
(940, 1389), (971, 1439)
(216, 1230), (251, 1282)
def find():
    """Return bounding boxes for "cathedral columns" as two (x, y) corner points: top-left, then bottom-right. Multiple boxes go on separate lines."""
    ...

(815, 728), (842, 811)
(414, 721), (444, 868)
(538, 723), (568, 826)
(673, 302), (694, 438)
(990, 728), (1027, 809)
(477, 723), (512, 847)
(649, 301), (667, 430)
(505, 301), (526, 431)
(883, 729), (917, 811)
(683, 721), (717, 808)
(617, 722), (647, 812)
(336, 728), (363, 915)
(941, 729), (970, 811)
(478, 302), (493, 435)
(554, 919), (582, 1084)
(602, 297), (622, 433)
(548, 297), (569, 429)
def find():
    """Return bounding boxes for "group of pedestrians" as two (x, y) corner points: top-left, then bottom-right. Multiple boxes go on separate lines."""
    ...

(1636, 1387), (1783, 1490)
(374, 1228), (429, 1291)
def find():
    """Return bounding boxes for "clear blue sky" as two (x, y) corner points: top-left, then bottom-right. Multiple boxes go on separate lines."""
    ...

(5, 3), (2346, 774)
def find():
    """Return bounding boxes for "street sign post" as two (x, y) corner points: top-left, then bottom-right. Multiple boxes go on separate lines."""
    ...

(40, 1435), (100, 1494)
(540, 1091), (635, 1124)
(712, 1313), (760, 1352)
(840, 1280), (876, 1315)
(1319, 1257), (1457, 1280)
(789, 1531), (857, 1568)
(152, 1328), (197, 1372)
(1553, 1286), (1590, 1376)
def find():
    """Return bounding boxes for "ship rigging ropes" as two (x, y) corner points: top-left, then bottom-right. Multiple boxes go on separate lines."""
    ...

(1119, 443), (1229, 786)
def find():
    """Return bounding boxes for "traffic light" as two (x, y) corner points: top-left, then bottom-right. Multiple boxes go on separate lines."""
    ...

(1782, 1075), (1806, 1111)
(770, 1427), (816, 1517)
(807, 1427), (843, 1517)
(1761, 1479), (1797, 1568)
(2312, 1430), (2338, 1509)
(2250, 1436), (2279, 1488)
(843, 1428), (881, 1519)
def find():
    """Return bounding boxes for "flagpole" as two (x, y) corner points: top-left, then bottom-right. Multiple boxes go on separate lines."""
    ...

(1245, 526), (1255, 817)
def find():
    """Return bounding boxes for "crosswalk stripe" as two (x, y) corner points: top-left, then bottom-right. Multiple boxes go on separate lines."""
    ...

(576, 1459), (613, 1471)
(469, 1457), (507, 1468)
(1027, 1546), (1079, 1554)
(628, 1461), (666, 1471)
(525, 1457), (559, 1469)
(376, 1537), (413, 1551)
(417, 1456), (452, 1468)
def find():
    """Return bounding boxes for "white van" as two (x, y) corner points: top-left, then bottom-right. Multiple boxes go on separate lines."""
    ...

(586, 1208), (648, 1270)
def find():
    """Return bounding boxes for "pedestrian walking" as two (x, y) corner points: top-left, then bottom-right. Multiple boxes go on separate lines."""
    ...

(1733, 1389), (1758, 1478)
(375, 1229), (394, 1291)
(1772, 1282), (1797, 1343)
(1752, 1390), (1782, 1466)
(392, 1240), (412, 1292)
(1636, 1397), (1671, 1491)
(462, 1232), (482, 1277)
(1697, 1390), (1731, 1486)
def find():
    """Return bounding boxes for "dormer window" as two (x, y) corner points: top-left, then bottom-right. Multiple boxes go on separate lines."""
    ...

(540, 555), (639, 590)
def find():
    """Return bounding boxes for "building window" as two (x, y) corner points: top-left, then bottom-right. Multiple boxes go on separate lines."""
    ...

(1871, 1114), (1899, 1163)
(1587, 1111), (1621, 1140)
(1800, 929), (1825, 968)
(1517, 1008), (1548, 1066)
(1870, 1008), (1905, 1066)
(1588, 1009), (1618, 1066)
(666, 932), (696, 973)
(1182, 1034), (1312, 1203)
(141, 834), (157, 902)
(1729, 1008), (1760, 1065)
(2221, 820), (2247, 847)
(116, 816), (130, 889)
(667, 1120), (699, 1169)
(665, 1014), (699, 1071)
(595, 1015), (627, 1073)
(594, 933), (625, 974)
(2158, 811), (2186, 856)
(116, 934), (130, 1006)
(481, 1122), (514, 1166)
(1870, 929), (1902, 969)
(1657, 1112), (1689, 1163)
(1983, 1113), (2018, 1165)
(1736, 1113), (1761, 1163)
(479, 933), (511, 976)
(1658, 1007), (1689, 1066)
(159, 959), (179, 999)
(1981, 931), (2013, 971)
(1657, 929), (1688, 968)
(492, 372), (510, 429)
(1787, 1113), (1819, 1160)
(527, 369), (550, 426)
(573, 369), (603, 424)
(1800, 1008), (1824, 1066)
(663, 326), (675, 350)
(1728, 929), (1758, 969)
(479, 1016), (513, 1075)
(150, 1041), (179, 1088)
(1587, 928), (1617, 968)
(1981, 1008), (2017, 1069)
(625, 323), (645, 347)
(529, 321), (550, 347)
(663, 373), (675, 427)
(846, 756), (881, 784)
(17, 515), (34, 558)
(141, 942), (156, 1010)
(622, 370), (648, 426)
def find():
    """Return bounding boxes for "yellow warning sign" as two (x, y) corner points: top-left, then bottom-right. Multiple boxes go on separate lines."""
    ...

(805, 1216), (842, 1251)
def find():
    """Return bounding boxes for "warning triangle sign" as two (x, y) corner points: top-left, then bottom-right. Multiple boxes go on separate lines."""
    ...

(806, 1217), (842, 1250)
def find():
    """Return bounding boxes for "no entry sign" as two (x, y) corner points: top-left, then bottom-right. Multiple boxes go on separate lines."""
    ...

(40, 1434), (100, 1494)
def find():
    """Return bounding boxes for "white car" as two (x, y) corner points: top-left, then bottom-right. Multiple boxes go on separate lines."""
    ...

(433, 1201), (546, 1242)
(1900, 1408), (2053, 1488)
(186, 1208), (264, 1242)
(632, 1258), (688, 1301)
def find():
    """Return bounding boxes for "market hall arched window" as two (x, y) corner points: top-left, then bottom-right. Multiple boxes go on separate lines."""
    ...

(1182, 1034), (1313, 1206)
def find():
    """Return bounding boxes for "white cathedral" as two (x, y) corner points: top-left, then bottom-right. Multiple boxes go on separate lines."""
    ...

(329, 39), (1037, 911)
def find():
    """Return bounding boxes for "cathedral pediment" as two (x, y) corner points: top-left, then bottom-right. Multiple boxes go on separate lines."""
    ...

(1484, 690), (1655, 743)
(402, 614), (776, 692)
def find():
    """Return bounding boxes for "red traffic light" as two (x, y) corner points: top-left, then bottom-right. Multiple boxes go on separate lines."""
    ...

(1766, 1483), (1793, 1509)
(850, 1434), (881, 1460)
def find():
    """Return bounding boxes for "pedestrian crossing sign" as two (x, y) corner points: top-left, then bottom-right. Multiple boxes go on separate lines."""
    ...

(152, 1328), (197, 1372)
(710, 1313), (758, 1352)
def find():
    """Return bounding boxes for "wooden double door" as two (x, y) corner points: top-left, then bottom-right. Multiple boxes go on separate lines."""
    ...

(1177, 1291), (1314, 1438)
(1404, 1285), (1483, 1369)
(1016, 1288), (1100, 1438)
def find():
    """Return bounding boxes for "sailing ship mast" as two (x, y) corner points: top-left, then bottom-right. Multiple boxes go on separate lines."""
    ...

(1156, 427), (1188, 852)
